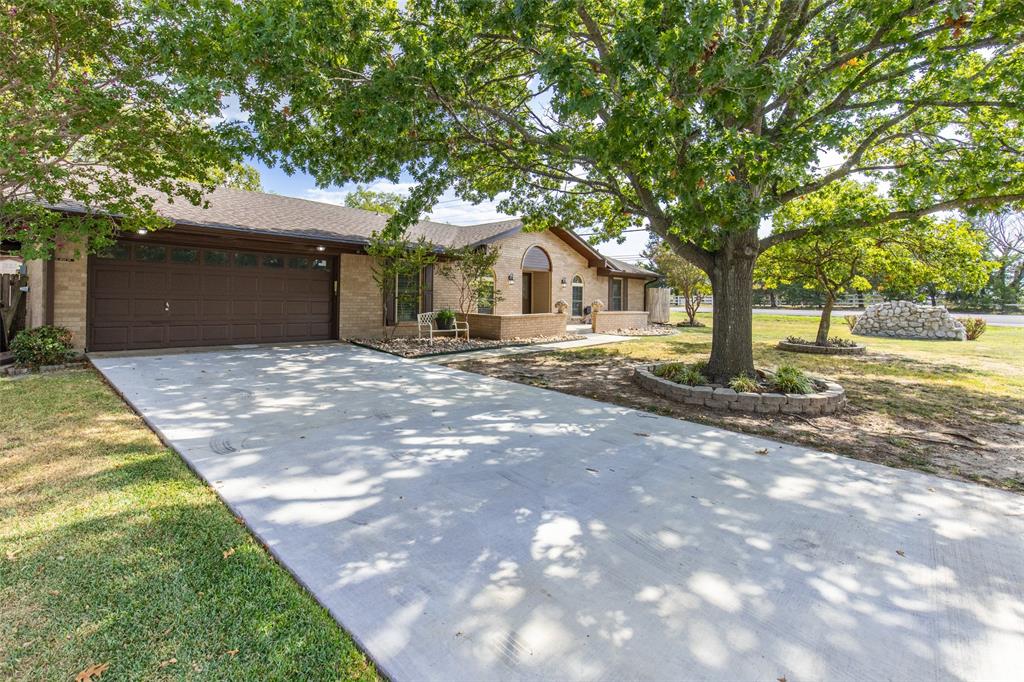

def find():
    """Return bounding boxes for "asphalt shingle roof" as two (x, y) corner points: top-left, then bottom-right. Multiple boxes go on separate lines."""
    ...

(53, 184), (655, 277)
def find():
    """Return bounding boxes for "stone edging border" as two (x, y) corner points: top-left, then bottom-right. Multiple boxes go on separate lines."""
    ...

(1, 360), (88, 378)
(632, 363), (846, 415)
(776, 341), (866, 355)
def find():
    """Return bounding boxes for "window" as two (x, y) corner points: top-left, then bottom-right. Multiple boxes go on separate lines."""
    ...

(571, 275), (584, 316)
(288, 256), (309, 269)
(234, 252), (258, 267)
(204, 250), (230, 266)
(135, 245), (166, 262)
(610, 278), (623, 311)
(97, 243), (130, 260)
(477, 271), (496, 314)
(262, 255), (285, 268)
(170, 248), (198, 264)
(396, 271), (420, 322)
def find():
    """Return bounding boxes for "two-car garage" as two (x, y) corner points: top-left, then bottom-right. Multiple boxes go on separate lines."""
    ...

(87, 237), (336, 351)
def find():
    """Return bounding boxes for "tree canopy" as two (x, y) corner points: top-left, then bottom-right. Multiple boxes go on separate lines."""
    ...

(343, 186), (405, 215)
(1, 0), (247, 258)
(216, 0), (1022, 378)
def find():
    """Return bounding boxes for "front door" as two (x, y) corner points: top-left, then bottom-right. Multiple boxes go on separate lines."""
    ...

(522, 272), (532, 314)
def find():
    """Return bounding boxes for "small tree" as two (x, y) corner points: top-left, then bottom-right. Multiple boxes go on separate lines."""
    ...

(364, 231), (437, 339)
(437, 245), (504, 315)
(647, 241), (709, 326)
(758, 183), (992, 345)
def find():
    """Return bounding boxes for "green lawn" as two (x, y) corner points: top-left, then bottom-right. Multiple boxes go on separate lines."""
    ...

(0, 371), (377, 681)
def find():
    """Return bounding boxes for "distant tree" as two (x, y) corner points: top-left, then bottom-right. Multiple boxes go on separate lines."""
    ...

(438, 245), (503, 315)
(758, 183), (993, 345)
(364, 231), (437, 339)
(971, 210), (1024, 305)
(344, 186), (405, 215)
(647, 240), (709, 326)
(208, 162), (264, 192)
(1, 0), (245, 258)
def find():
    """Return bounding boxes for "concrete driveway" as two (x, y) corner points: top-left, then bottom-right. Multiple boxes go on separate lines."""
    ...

(92, 343), (1024, 681)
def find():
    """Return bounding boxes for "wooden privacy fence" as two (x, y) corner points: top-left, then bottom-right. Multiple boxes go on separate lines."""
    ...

(1, 271), (26, 351)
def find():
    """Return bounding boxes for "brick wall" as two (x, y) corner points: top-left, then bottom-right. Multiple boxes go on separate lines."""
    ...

(461, 312), (567, 340)
(338, 253), (385, 338)
(592, 310), (649, 333)
(52, 241), (88, 349)
(24, 259), (46, 330)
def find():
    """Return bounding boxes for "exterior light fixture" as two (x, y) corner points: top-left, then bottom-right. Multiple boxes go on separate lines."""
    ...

(137, 229), (147, 235)
(316, 245), (326, 252)
(508, 273), (515, 285)
(561, 276), (568, 287)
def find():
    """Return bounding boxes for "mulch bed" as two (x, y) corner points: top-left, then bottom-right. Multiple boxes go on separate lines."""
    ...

(349, 334), (586, 358)
(605, 325), (677, 337)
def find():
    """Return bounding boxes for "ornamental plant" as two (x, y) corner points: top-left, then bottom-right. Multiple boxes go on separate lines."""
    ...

(10, 325), (74, 368)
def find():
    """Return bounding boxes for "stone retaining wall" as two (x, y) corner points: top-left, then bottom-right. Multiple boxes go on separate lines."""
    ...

(461, 313), (567, 340)
(592, 310), (649, 333)
(852, 301), (966, 340)
(633, 364), (846, 415)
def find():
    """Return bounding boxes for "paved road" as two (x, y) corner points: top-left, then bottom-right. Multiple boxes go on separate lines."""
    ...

(93, 343), (1024, 681)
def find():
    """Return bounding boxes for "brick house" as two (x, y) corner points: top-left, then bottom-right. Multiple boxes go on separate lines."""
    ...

(22, 185), (657, 352)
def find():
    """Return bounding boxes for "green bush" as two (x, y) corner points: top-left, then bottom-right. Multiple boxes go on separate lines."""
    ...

(771, 365), (812, 394)
(653, 361), (707, 386)
(958, 317), (987, 341)
(728, 375), (760, 393)
(10, 325), (75, 368)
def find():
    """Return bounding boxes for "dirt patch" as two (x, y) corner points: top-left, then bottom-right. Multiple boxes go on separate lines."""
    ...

(447, 350), (1024, 493)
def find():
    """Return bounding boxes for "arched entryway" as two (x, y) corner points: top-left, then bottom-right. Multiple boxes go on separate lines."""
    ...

(521, 246), (552, 313)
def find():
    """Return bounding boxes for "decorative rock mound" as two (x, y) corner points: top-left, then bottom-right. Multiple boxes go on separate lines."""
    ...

(852, 301), (966, 340)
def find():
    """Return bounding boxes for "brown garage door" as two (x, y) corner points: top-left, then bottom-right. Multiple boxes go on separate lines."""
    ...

(88, 239), (335, 351)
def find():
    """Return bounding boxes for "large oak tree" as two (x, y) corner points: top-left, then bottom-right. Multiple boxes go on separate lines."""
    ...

(223, 0), (1023, 380)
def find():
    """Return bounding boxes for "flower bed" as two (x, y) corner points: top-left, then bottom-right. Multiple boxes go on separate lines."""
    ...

(606, 325), (677, 337)
(777, 336), (866, 355)
(633, 362), (846, 415)
(350, 334), (586, 358)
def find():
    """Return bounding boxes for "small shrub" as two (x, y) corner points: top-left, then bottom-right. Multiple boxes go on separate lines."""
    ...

(10, 325), (74, 368)
(435, 308), (456, 328)
(728, 375), (760, 393)
(844, 314), (859, 330)
(690, 359), (709, 376)
(958, 317), (987, 341)
(771, 365), (812, 394)
(653, 361), (707, 386)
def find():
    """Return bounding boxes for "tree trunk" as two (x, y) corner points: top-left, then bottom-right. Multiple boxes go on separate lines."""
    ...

(816, 294), (834, 346)
(769, 290), (777, 308)
(706, 230), (758, 382)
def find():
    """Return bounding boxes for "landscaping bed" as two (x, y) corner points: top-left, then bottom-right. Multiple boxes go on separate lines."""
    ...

(445, 312), (1024, 493)
(0, 370), (377, 680)
(777, 337), (866, 355)
(634, 362), (845, 414)
(605, 325), (677, 337)
(350, 334), (585, 358)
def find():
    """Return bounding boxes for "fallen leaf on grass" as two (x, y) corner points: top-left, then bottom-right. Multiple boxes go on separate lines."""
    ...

(159, 658), (177, 668)
(222, 547), (236, 559)
(225, 649), (239, 657)
(75, 662), (109, 681)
